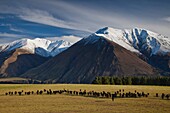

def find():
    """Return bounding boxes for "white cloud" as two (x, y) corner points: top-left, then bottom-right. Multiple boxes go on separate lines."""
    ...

(0, 0), (170, 38)
(9, 27), (23, 32)
(19, 8), (77, 30)
(0, 33), (27, 45)
(163, 17), (170, 22)
(0, 33), (26, 38)
(47, 35), (81, 43)
(0, 24), (11, 26)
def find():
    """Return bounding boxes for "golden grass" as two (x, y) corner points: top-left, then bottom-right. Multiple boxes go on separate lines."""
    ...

(0, 84), (170, 113)
(0, 77), (27, 81)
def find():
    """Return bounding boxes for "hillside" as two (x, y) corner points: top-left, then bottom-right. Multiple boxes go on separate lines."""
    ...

(22, 35), (156, 83)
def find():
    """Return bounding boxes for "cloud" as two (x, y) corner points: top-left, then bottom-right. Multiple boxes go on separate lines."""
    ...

(0, 33), (27, 44)
(9, 27), (23, 32)
(0, 34), (81, 45)
(47, 35), (81, 43)
(0, 0), (170, 38)
(18, 8), (77, 30)
(163, 17), (170, 22)
(0, 33), (26, 38)
(0, 24), (11, 27)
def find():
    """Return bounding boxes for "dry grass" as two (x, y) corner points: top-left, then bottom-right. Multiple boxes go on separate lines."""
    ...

(0, 84), (170, 113)
(0, 77), (27, 81)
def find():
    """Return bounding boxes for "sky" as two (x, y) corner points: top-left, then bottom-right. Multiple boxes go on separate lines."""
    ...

(0, 0), (170, 44)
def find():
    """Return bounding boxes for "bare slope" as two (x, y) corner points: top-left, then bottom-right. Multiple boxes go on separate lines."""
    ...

(22, 36), (156, 83)
(0, 49), (49, 77)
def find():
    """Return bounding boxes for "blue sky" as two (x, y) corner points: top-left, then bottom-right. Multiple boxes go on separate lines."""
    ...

(0, 0), (170, 43)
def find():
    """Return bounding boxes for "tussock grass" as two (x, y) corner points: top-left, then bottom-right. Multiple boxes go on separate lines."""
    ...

(0, 84), (170, 113)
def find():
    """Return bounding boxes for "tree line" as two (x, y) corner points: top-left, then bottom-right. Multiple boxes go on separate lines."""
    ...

(92, 76), (170, 86)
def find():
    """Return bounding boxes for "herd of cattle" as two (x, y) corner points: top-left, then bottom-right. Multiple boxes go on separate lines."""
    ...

(4, 89), (170, 101)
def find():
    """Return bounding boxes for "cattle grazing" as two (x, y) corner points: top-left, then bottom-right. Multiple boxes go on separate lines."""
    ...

(111, 94), (115, 101)
(18, 92), (22, 96)
(49, 89), (52, 95)
(27, 91), (31, 95)
(4, 88), (164, 102)
(122, 93), (125, 98)
(39, 90), (43, 95)
(165, 94), (169, 100)
(36, 90), (39, 95)
(44, 89), (47, 92)
(161, 93), (165, 99)
(156, 93), (159, 97)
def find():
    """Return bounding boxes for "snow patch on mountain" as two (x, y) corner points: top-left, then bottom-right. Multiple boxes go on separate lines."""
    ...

(0, 38), (72, 57)
(95, 27), (140, 53)
(87, 27), (170, 56)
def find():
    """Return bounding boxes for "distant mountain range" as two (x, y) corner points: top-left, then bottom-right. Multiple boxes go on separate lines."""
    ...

(0, 38), (72, 77)
(0, 38), (72, 57)
(0, 27), (169, 83)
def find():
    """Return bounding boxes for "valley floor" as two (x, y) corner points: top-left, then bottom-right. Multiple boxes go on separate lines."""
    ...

(0, 84), (170, 113)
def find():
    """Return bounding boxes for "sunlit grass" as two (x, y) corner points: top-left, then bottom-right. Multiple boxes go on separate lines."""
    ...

(0, 84), (169, 113)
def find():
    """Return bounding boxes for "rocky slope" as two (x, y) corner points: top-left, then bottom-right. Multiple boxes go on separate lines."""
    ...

(22, 35), (156, 83)
(94, 27), (170, 73)
(0, 38), (72, 77)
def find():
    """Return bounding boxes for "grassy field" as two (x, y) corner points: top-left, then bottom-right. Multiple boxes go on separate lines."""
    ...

(0, 84), (170, 113)
(0, 77), (27, 81)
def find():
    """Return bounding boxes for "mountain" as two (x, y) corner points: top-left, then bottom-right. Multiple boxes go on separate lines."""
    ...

(0, 13), (90, 44)
(1, 27), (169, 82)
(95, 27), (170, 73)
(22, 28), (160, 83)
(0, 38), (72, 77)
(96, 27), (170, 56)
(0, 38), (72, 57)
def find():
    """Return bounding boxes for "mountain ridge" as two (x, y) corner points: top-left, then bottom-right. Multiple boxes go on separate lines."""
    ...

(0, 38), (72, 77)
(21, 34), (157, 83)
(0, 38), (72, 57)
(93, 27), (170, 56)
(0, 27), (169, 81)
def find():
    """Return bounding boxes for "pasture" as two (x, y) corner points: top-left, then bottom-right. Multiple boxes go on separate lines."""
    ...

(0, 84), (170, 113)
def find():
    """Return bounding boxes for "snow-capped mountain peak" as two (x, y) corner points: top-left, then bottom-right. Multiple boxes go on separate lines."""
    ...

(94, 27), (140, 53)
(86, 27), (170, 56)
(0, 38), (72, 57)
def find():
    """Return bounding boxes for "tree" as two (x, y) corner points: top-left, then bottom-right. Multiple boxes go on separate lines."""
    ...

(122, 77), (126, 85)
(92, 76), (170, 86)
(110, 77), (115, 85)
(102, 76), (110, 84)
(92, 77), (102, 84)
(126, 77), (132, 85)
(114, 77), (122, 85)
(140, 76), (147, 85)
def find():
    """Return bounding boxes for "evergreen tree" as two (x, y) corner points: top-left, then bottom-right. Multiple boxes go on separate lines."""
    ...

(92, 77), (102, 84)
(110, 77), (115, 85)
(122, 77), (126, 85)
(132, 77), (140, 85)
(102, 76), (110, 84)
(126, 77), (132, 85)
(92, 76), (170, 86)
(114, 77), (123, 85)
(140, 76), (147, 85)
